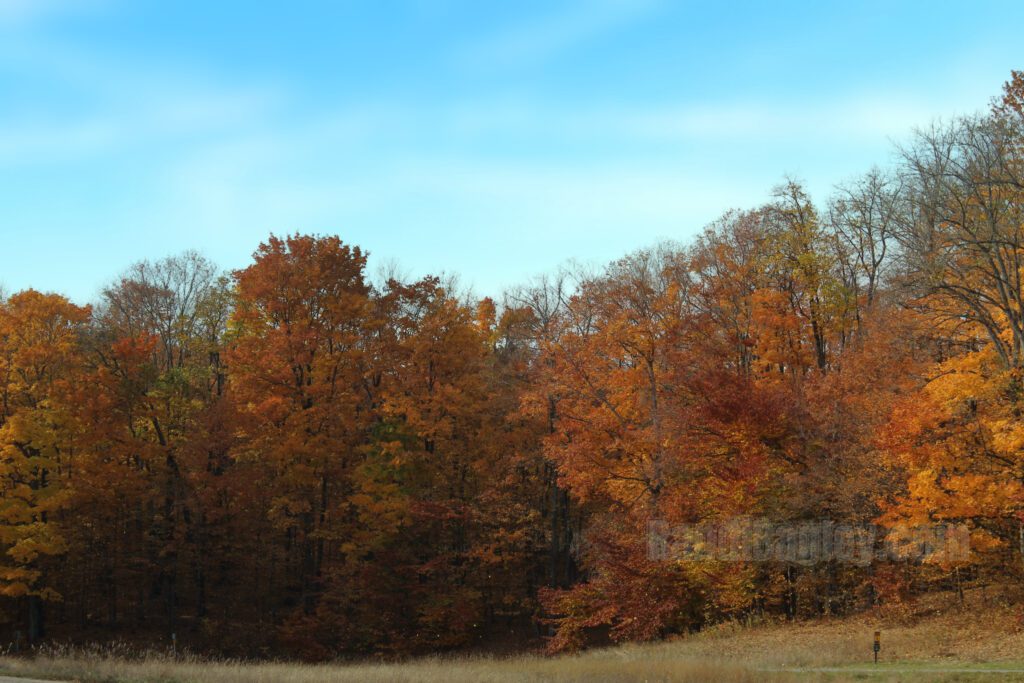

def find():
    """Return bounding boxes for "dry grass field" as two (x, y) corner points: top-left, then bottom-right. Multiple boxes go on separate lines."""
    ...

(2, 590), (1023, 682)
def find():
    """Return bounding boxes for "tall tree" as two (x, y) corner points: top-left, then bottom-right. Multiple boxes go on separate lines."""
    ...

(0, 290), (89, 641)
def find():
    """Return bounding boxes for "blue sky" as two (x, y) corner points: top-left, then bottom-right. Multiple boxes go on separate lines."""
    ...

(1, 0), (1023, 303)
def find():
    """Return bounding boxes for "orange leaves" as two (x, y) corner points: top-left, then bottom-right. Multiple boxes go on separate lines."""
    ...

(879, 328), (1024, 570)
(0, 290), (90, 401)
(0, 290), (89, 606)
(540, 533), (701, 653)
(18, 169), (1024, 653)
(750, 286), (809, 374)
(218, 235), (546, 654)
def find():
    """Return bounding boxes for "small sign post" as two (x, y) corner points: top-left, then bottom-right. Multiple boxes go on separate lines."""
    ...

(873, 630), (881, 663)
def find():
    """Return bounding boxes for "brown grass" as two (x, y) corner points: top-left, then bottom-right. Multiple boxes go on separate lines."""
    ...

(0, 654), (789, 683)
(1, 589), (1022, 682)
(665, 592), (1024, 667)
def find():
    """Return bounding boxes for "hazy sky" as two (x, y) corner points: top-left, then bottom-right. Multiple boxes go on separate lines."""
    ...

(2, 0), (1023, 303)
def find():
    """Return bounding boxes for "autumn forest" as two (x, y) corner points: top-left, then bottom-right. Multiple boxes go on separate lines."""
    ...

(4, 74), (1024, 659)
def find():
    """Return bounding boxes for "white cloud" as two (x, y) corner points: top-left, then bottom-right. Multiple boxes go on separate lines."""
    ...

(603, 97), (951, 141)
(0, 7), (997, 301)
(456, 0), (662, 69)
(0, 0), (104, 27)
(0, 89), (970, 171)
(0, 81), (281, 165)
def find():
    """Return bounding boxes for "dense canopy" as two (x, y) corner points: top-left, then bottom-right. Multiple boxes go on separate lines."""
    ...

(2, 74), (1024, 658)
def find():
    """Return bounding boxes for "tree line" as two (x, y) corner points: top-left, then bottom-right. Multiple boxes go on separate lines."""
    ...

(3, 73), (1024, 657)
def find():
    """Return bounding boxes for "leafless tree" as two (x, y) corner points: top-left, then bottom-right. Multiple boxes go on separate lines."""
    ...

(829, 168), (904, 309)
(96, 250), (229, 372)
(896, 115), (1024, 367)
